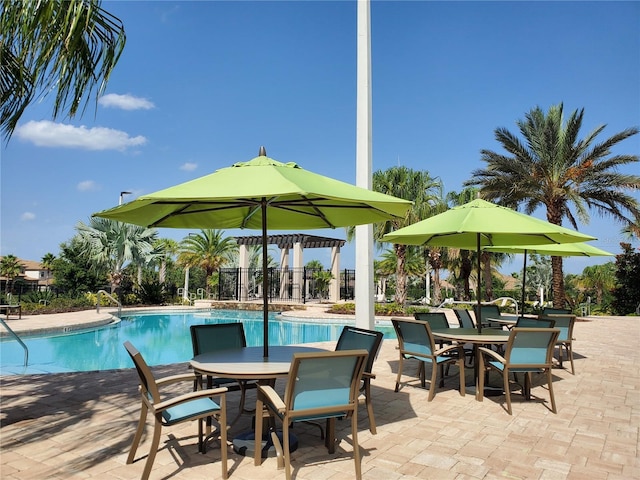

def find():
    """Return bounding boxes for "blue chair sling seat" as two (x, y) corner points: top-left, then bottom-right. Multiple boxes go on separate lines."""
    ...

(515, 317), (556, 328)
(391, 318), (466, 401)
(540, 314), (577, 374)
(473, 304), (504, 329)
(254, 350), (369, 480)
(477, 327), (560, 415)
(123, 341), (228, 480)
(190, 323), (258, 416)
(335, 326), (384, 434)
(454, 308), (475, 329)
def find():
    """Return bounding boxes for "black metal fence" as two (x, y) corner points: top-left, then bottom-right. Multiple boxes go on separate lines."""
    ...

(217, 267), (356, 303)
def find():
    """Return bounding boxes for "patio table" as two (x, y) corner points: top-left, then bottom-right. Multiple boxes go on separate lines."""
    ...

(432, 328), (511, 399)
(191, 345), (326, 457)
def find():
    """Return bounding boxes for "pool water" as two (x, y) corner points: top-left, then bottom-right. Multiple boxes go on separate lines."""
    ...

(0, 309), (395, 375)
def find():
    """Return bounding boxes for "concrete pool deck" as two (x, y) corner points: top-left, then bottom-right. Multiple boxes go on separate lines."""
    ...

(1, 306), (638, 479)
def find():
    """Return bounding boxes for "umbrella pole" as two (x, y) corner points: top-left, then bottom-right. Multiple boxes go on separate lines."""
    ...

(261, 198), (269, 358)
(476, 233), (482, 334)
(520, 250), (527, 319)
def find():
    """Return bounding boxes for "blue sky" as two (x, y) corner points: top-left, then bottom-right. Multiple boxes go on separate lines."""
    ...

(2, 0), (639, 276)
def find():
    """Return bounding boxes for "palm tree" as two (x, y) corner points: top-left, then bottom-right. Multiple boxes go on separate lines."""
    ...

(41, 252), (56, 289)
(0, 254), (22, 296)
(75, 218), (158, 294)
(154, 238), (179, 284)
(178, 230), (237, 297)
(352, 166), (444, 305)
(580, 262), (616, 306)
(467, 103), (640, 307)
(1, 0), (126, 139)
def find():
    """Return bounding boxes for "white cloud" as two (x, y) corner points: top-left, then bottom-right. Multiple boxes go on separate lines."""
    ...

(180, 162), (198, 172)
(15, 120), (147, 151)
(77, 180), (99, 192)
(99, 93), (155, 110)
(21, 212), (36, 221)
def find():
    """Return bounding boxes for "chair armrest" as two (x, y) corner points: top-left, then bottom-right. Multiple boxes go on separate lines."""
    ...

(477, 346), (505, 364)
(434, 344), (464, 357)
(258, 385), (286, 413)
(154, 386), (228, 412)
(156, 372), (199, 387)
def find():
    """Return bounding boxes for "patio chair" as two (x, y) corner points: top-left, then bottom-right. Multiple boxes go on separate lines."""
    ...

(254, 350), (369, 480)
(477, 327), (560, 415)
(473, 304), (503, 329)
(454, 308), (475, 328)
(542, 307), (572, 315)
(335, 325), (384, 434)
(515, 317), (556, 328)
(190, 323), (258, 416)
(540, 314), (577, 374)
(413, 311), (450, 329)
(123, 341), (228, 480)
(391, 318), (466, 400)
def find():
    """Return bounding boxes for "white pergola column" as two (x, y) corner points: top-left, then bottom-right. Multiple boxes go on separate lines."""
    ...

(280, 247), (290, 300)
(239, 244), (249, 301)
(330, 245), (340, 302)
(355, 0), (374, 329)
(293, 242), (304, 302)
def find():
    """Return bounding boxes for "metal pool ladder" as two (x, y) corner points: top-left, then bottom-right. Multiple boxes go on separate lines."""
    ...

(1, 317), (28, 367)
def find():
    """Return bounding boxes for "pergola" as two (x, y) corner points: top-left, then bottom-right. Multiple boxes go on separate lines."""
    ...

(234, 234), (346, 302)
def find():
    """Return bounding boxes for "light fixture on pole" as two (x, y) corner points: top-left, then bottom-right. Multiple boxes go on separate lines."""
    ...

(119, 191), (132, 205)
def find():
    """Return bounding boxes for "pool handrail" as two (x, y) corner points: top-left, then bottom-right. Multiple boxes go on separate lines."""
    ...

(0, 316), (28, 367)
(96, 290), (122, 317)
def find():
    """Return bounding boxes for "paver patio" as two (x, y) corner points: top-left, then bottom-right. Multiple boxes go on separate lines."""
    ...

(1, 309), (638, 479)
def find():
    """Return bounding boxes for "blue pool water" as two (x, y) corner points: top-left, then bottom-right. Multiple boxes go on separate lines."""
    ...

(0, 309), (395, 375)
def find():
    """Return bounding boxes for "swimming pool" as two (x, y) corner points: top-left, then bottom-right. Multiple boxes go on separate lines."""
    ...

(0, 309), (395, 375)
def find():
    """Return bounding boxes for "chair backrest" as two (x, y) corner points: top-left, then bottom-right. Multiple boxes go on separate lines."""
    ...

(504, 328), (560, 367)
(190, 323), (247, 356)
(124, 341), (160, 404)
(515, 317), (556, 328)
(473, 304), (502, 326)
(542, 307), (572, 315)
(392, 318), (437, 357)
(413, 312), (450, 330)
(284, 350), (368, 418)
(539, 314), (576, 342)
(335, 326), (383, 375)
(454, 309), (475, 328)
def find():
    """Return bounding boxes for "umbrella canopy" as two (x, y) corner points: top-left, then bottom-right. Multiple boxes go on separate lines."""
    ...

(382, 198), (596, 331)
(94, 148), (412, 357)
(484, 242), (614, 316)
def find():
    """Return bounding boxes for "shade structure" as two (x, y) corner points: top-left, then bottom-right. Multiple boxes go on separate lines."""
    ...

(94, 148), (412, 357)
(382, 199), (596, 331)
(484, 242), (614, 317)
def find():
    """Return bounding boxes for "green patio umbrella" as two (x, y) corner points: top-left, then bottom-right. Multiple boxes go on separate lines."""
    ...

(484, 242), (614, 317)
(94, 147), (412, 357)
(382, 198), (596, 332)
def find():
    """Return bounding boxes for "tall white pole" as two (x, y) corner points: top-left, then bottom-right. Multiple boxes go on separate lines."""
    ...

(355, 0), (374, 329)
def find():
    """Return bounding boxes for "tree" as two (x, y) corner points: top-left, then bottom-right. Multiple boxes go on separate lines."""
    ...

(153, 238), (179, 284)
(354, 166), (443, 305)
(75, 217), (158, 294)
(53, 238), (106, 296)
(0, 0), (126, 140)
(580, 262), (616, 306)
(41, 252), (56, 288)
(612, 243), (640, 315)
(178, 230), (237, 297)
(467, 103), (640, 308)
(0, 254), (22, 295)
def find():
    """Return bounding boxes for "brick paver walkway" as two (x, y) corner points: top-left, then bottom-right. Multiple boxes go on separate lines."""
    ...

(1, 309), (638, 479)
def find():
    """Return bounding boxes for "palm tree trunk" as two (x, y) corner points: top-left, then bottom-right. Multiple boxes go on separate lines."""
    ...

(551, 256), (565, 307)
(461, 250), (472, 301)
(394, 244), (407, 305)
